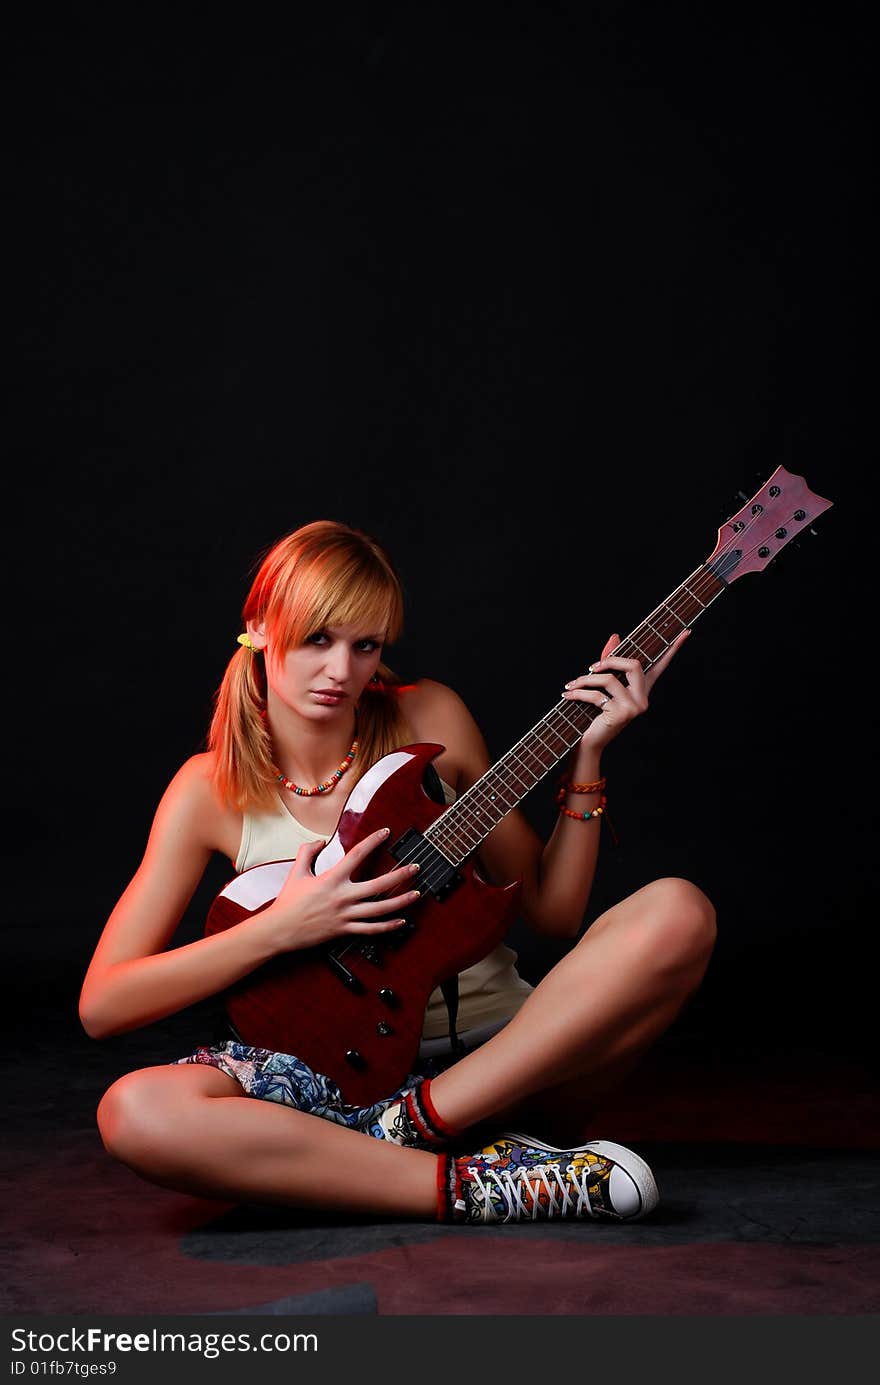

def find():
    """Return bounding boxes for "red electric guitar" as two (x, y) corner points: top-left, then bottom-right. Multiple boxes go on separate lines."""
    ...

(204, 467), (833, 1105)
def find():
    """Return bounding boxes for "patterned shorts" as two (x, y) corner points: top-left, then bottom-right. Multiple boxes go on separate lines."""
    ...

(170, 1041), (425, 1140)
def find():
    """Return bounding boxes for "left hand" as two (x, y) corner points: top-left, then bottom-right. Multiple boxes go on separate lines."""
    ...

(562, 628), (691, 751)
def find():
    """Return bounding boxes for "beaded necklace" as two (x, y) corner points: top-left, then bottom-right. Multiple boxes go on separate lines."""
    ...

(274, 736), (359, 796)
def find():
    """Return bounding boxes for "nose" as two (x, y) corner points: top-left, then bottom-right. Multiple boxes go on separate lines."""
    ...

(324, 645), (353, 686)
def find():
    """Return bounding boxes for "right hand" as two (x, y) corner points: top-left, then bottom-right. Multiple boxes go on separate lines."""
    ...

(257, 828), (422, 954)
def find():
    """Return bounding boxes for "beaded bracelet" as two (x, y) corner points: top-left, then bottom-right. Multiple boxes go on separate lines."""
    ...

(558, 775), (606, 796)
(558, 793), (607, 822)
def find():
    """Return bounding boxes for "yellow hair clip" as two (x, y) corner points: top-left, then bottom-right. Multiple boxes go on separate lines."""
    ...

(236, 633), (259, 652)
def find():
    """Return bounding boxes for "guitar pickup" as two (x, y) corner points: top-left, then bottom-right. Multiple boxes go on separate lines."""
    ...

(389, 828), (464, 900)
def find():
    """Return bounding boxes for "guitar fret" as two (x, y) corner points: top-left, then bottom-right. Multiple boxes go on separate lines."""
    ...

(426, 564), (728, 866)
(627, 635), (651, 661)
(499, 759), (532, 792)
(478, 780), (517, 812)
(538, 721), (573, 754)
(644, 619), (670, 648)
(652, 609), (685, 640)
(557, 702), (596, 735)
(516, 745), (547, 774)
(681, 581), (707, 609)
(658, 601), (688, 631)
(450, 822), (482, 852)
(533, 730), (565, 763)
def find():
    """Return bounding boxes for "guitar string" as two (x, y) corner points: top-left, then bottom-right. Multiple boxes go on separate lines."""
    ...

(329, 501), (809, 956)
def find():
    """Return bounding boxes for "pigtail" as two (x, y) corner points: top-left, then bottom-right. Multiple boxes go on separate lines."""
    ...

(209, 645), (278, 812)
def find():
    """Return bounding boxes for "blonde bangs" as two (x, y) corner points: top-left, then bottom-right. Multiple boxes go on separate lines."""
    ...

(256, 539), (403, 655)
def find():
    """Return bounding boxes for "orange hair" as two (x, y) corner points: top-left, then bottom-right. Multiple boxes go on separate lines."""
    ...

(209, 521), (411, 811)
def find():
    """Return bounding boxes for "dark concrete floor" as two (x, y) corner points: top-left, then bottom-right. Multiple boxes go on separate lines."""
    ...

(4, 1001), (878, 1316)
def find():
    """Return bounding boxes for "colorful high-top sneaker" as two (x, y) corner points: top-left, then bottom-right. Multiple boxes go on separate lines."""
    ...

(439, 1132), (659, 1223)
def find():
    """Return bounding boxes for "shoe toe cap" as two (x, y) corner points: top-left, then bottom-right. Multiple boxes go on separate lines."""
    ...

(608, 1164), (643, 1218)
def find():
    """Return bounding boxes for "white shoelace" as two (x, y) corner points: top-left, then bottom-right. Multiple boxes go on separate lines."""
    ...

(467, 1160), (597, 1222)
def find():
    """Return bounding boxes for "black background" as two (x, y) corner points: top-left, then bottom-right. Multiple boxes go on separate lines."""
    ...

(6, 5), (874, 1068)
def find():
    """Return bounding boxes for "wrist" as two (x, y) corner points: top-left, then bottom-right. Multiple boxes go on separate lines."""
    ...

(571, 746), (603, 781)
(244, 906), (286, 962)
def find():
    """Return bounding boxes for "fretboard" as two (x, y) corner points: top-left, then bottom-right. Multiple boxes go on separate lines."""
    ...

(426, 562), (726, 865)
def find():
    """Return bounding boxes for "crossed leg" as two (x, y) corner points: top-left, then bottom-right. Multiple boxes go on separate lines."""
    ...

(96, 876), (715, 1216)
(431, 876), (716, 1144)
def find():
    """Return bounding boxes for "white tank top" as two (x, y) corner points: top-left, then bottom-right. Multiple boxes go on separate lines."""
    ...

(234, 780), (534, 1040)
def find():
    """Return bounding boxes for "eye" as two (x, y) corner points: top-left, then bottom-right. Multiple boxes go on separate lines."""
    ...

(305, 631), (329, 646)
(355, 639), (381, 654)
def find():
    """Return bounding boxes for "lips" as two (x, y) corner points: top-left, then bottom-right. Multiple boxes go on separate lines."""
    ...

(312, 689), (346, 700)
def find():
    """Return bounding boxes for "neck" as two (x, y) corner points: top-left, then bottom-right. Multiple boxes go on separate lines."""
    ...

(265, 695), (358, 787)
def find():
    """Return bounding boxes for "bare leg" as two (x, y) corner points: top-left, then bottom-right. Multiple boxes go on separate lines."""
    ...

(96, 875), (714, 1212)
(427, 877), (716, 1138)
(97, 1064), (438, 1216)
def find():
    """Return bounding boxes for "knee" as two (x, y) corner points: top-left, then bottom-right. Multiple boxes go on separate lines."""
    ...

(640, 877), (717, 976)
(96, 1068), (185, 1178)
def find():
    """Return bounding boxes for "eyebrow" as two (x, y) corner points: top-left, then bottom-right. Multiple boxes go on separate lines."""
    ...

(322, 627), (385, 641)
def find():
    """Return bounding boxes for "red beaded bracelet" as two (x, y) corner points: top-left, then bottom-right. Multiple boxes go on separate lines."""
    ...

(558, 794), (607, 822)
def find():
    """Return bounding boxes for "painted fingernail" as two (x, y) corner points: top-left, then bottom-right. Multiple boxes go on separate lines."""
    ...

(411, 889), (421, 899)
(381, 827), (391, 837)
(564, 681), (572, 689)
(410, 863), (420, 873)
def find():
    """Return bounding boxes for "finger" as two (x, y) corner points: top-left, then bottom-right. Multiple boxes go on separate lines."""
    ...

(588, 655), (645, 678)
(351, 861), (421, 899)
(644, 629), (691, 687)
(344, 916), (412, 934)
(292, 837), (327, 876)
(564, 671), (634, 694)
(588, 657), (646, 699)
(561, 687), (622, 711)
(338, 827), (394, 874)
(349, 888), (422, 919)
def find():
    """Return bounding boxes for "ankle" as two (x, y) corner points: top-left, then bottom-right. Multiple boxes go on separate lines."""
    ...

(379, 1079), (462, 1151)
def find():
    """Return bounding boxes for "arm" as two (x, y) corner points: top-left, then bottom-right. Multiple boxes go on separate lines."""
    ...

(78, 756), (272, 1038)
(79, 756), (421, 1039)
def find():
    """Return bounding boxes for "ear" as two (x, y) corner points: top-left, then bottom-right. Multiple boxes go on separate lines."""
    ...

(245, 619), (268, 651)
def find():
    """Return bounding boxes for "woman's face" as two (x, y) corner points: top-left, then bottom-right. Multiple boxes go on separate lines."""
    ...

(252, 619), (385, 722)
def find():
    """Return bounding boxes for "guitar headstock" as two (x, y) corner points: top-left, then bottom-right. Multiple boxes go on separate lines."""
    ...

(706, 466), (833, 583)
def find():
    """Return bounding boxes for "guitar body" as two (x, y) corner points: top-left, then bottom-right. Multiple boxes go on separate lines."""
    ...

(204, 743), (522, 1106)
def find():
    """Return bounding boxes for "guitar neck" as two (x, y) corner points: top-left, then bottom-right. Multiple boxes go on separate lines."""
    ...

(425, 561), (727, 866)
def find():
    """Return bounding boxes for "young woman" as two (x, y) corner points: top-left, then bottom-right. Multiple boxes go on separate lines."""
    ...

(81, 520), (716, 1225)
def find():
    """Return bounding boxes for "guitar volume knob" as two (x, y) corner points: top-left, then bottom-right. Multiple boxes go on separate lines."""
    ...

(379, 988), (399, 1008)
(344, 1049), (366, 1069)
